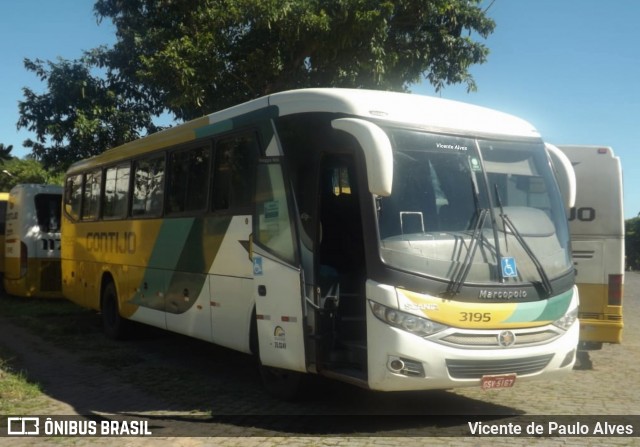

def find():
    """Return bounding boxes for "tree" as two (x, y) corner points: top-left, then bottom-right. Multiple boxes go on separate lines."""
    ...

(18, 0), (495, 168)
(94, 0), (496, 120)
(625, 217), (640, 270)
(0, 144), (13, 162)
(0, 157), (62, 191)
(17, 57), (162, 170)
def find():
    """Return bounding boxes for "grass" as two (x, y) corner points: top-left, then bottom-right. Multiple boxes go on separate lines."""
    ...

(0, 296), (88, 415)
(0, 346), (47, 414)
(0, 293), (228, 413)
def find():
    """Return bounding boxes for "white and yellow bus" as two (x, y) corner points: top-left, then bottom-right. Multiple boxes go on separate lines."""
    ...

(0, 192), (9, 273)
(557, 145), (624, 366)
(4, 184), (63, 298)
(62, 88), (579, 398)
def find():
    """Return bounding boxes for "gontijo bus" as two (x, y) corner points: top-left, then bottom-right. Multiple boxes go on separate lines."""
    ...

(557, 145), (624, 358)
(61, 88), (579, 398)
(4, 184), (63, 298)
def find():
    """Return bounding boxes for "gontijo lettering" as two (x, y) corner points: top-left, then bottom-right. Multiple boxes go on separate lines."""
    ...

(87, 231), (137, 254)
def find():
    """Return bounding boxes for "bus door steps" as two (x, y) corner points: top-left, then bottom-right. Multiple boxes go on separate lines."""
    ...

(320, 368), (368, 387)
(337, 316), (366, 341)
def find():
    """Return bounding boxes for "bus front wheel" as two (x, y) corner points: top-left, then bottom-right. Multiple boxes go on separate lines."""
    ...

(101, 282), (130, 340)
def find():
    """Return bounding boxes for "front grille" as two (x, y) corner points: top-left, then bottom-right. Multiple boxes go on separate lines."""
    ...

(441, 330), (559, 348)
(446, 354), (554, 379)
(40, 260), (62, 292)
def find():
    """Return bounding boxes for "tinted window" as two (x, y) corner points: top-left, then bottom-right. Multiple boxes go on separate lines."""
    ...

(212, 133), (259, 211)
(35, 194), (62, 232)
(167, 145), (210, 214)
(65, 175), (83, 221)
(81, 170), (102, 221)
(132, 155), (165, 217)
(103, 163), (130, 219)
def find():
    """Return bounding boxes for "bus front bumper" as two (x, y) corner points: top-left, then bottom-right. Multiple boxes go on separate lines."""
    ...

(366, 311), (580, 392)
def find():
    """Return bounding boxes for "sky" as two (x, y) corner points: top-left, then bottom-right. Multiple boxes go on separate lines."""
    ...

(1, 0), (639, 217)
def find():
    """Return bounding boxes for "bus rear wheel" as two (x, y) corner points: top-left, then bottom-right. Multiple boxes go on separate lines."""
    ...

(101, 282), (130, 340)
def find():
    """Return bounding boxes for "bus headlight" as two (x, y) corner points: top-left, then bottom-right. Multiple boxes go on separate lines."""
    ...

(369, 301), (447, 337)
(552, 306), (578, 331)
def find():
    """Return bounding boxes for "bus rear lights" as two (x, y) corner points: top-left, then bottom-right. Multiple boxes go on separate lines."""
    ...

(387, 356), (425, 377)
(552, 307), (578, 331)
(370, 301), (447, 337)
(608, 274), (623, 306)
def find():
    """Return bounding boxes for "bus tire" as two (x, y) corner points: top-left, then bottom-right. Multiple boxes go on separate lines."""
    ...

(102, 282), (129, 340)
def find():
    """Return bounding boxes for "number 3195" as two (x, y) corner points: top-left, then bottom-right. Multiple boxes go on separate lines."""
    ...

(459, 312), (491, 322)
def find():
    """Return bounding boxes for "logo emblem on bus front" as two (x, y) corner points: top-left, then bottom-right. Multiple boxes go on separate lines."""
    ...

(498, 330), (516, 347)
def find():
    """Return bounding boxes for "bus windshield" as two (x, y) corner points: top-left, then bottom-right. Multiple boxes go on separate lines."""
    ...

(377, 129), (572, 289)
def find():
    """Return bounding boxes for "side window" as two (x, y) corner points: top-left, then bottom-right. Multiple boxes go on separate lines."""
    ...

(65, 175), (83, 221)
(212, 133), (259, 211)
(132, 155), (165, 217)
(35, 194), (62, 233)
(81, 170), (102, 221)
(255, 162), (296, 264)
(103, 163), (131, 219)
(167, 145), (210, 214)
(0, 200), (7, 234)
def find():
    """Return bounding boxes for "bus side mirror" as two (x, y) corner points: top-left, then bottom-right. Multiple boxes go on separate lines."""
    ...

(331, 118), (393, 197)
(546, 143), (576, 211)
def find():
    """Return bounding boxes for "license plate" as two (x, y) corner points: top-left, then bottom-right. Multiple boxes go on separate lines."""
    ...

(481, 374), (516, 390)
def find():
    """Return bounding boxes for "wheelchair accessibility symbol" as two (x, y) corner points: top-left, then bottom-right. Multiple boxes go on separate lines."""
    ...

(501, 257), (518, 278)
(253, 257), (263, 276)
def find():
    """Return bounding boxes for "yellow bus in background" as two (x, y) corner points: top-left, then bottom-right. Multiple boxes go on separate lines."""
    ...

(557, 145), (624, 368)
(4, 184), (63, 298)
(62, 89), (580, 399)
(0, 192), (9, 273)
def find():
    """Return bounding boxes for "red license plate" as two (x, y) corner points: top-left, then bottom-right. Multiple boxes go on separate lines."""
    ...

(481, 374), (516, 390)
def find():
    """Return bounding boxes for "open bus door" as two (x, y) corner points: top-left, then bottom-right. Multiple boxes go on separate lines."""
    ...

(252, 159), (308, 399)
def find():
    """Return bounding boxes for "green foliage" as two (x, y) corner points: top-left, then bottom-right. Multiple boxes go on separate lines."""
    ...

(18, 0), (495, 168)
(0, 352), (44, 415)
(0, 145), (62, 191)
(17, 57), (162, 170)
(0, 144), (13, 162)
(94, 0), (495, 121)
(625, 217), (640, 270)
(0, 158), (63, 191)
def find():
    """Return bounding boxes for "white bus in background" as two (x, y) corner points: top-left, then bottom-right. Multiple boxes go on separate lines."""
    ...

(4, 184), (64, 298)
(557, 145), (624, 368)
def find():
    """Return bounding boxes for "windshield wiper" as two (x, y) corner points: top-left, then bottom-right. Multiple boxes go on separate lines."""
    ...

(445, 207), (488, 297)
(494, 185), (553, 297)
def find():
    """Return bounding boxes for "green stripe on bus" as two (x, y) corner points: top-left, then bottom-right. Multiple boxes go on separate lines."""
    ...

(505, 288), (573, 323)
(195, 120), (234, 139)
(536, 288), (573, 322)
